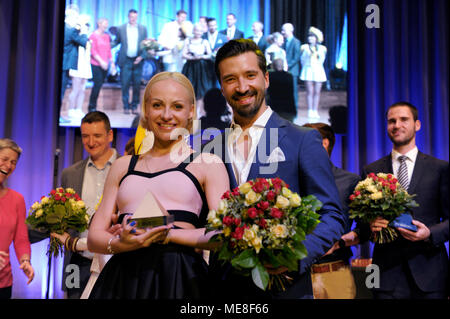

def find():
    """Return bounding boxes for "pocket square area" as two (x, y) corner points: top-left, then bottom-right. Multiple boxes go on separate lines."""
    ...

(267, 147), (286, 163)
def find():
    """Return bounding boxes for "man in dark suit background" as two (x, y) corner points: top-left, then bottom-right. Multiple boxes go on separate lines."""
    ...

(208, 39), (345, 299)
(203, 17), (228, 56)
(281, 23), (301, 109)
(362, 101), (448, 299)
(303, 122), (360, 299)
(267, 58), (297, 122)
(248, 21), (269, 54)
(61, 111), (118, 298)
(112, 9), (147, 115)
(219, 13), (244, 41)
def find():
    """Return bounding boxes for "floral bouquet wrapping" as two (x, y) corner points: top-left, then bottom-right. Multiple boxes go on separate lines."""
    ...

(348, 173), (419, 244)
(26, 187), (90, 257)
(206, 178), (322, 291)
(140, 38), (159, 53)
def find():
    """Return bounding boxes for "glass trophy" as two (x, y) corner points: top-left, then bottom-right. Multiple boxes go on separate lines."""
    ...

(130, 191), (174, 228)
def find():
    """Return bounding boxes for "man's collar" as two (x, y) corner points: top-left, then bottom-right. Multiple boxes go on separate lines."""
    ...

(230, 106), (273, 132)
(391, 146), (418, 161)
(88, 149), (117, 168)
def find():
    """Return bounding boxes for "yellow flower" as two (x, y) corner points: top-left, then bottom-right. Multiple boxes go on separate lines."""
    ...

(281, 187), (292, 198)
(243, 227), (256, 243)
(251, 236), (262, 253)
(35, 209), (44, 218)
(239, 182), (252, 194)
(245, 190), (261, 206)
(31, 201), (40, 211)
(271, 224), (288, 238)
(223, 227), (231, 237)
(289, 193), (301, 207)
(370, 191), (383, 200)
(207, 210), (217, 223)
(367, 185), (378, 194)
(76, 200), (85, 209)
(65, 188), (76, 194)
(40, 196), (50, 205)
(217, 200), (228, 215)
(275, 195), (290, 209)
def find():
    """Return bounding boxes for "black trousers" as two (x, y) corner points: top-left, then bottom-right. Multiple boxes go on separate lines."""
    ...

(0, 286), (12, 299)
(88, 64), (108, 111)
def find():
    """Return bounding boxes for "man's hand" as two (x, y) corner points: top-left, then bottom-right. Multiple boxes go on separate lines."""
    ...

(370, 217), (389, 232)
(397, 219), (431, 242)
(134, 56), (143, 64)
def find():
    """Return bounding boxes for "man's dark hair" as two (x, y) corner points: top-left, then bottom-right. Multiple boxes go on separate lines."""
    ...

(302, 122), (335, 156)
(386, 101), (418, 121)
(176, 9), (187, 16)
(128, 9), (138, 15)
(206, 17), (216, 24)
(214, 39), (267, 81)
(81, 111), (112, 132)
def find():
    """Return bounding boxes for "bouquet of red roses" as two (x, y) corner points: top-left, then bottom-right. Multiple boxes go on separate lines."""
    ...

(348, 173), (419, 244)
(26, 187), (90, 257)
(206, 177), (322, 291)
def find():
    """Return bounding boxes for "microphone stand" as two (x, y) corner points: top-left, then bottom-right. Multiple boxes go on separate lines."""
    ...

(46, 148), (61, 299)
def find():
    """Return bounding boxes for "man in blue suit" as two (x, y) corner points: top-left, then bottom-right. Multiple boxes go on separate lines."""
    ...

(281, 23), (301, 110)
(203, 18), (228, 58)
(207, 39), (345, 299)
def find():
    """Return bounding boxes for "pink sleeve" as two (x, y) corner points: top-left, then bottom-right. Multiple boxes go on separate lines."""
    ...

(13, 194), (31, 261)
(89, 33), (100, 60)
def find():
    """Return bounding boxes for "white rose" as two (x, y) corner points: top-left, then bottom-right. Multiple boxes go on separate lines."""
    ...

(271, 224), (288, 238)
(239, 182), (252, 194)
(35, 209), (44, 218)
(31, 201), (40, 211)
(40, 196), (50, 205)
(370, 191), (383, 200)
(289, 193), (301, 207)
(76, 200), (85, 209)
(281, 187), (292, 198)
(275, 195), (290, 209)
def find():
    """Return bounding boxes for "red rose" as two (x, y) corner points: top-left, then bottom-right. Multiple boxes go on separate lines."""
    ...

(61, 197), (67, 203)
(259, 218), (267, 228)
(65, 193), (72, 198)
(232, 226), (245, 240)
(266, 190), (276, 201)
(391, 178), (398, 184)
(247, 207), (258, 219)
(252, 184), (264, 193)
(389, 184), (397, 191)
(368, 173), (376, 178)
(232, 188), (240, 196)
(349, 194), (356, 201)
(221, 190), (231, 200)
(50, 189), (56, 195)
(387, 174), (393, 180)
(54, 194), (61, 201)
(270, 207), (283, 219)
(74, 194), (81, 201)
(355, 190), (361, 196)
(257, 201), (269, 211)
(234, 218), (241, 226)
(223, 215), (234, 226)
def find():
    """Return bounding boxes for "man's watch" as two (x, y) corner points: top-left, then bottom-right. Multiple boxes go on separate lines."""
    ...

(338, 239), (346, 249)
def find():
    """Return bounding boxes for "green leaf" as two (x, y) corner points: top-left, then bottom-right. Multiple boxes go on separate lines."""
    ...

(231, 249), (257, 269)
(251, 262), (269, 291)
(292, 242), (308, 260)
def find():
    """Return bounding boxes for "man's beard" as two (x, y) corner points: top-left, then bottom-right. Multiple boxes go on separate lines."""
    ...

(388, 131), (415, 147)
(229, 88), (264, 119)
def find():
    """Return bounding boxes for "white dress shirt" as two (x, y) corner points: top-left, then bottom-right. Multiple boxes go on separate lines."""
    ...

(126, 23), (139, 58)
(391, 146), (418, 186)
(227, 26), (236, 39)
(80, 149), (117, 259)
(227, 107), (273, 186)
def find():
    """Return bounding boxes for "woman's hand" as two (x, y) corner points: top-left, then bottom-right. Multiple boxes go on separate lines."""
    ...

(19, 260), (34, 285)
(370, 217), (389, 232)
(50, 232), (70, 244)
(0, 251), (8, 271)
(113, 215), (171, 253)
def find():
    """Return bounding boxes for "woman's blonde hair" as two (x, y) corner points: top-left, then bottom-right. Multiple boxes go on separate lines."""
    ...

(139, 72), (197, 134)
(0, 138), (22, 159)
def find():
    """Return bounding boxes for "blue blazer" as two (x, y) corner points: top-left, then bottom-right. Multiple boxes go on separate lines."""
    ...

(203, 32), (228, 53)
(207, 112), (345, 298)
(62, 24), (88, 71)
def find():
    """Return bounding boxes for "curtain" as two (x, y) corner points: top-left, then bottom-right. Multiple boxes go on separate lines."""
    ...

(0, 0), (447, 299)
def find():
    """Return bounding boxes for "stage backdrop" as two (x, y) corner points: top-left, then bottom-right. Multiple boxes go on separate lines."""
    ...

(0, 0), (448, 298)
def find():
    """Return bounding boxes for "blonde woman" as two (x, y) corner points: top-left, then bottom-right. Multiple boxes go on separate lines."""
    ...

(87, 72), (229, 299)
